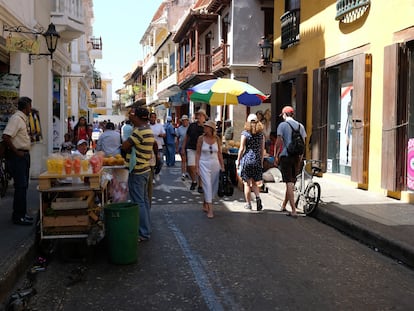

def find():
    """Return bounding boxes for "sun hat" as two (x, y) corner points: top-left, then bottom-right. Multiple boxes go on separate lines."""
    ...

(180, 114), (189, 120)
(195, 109), (207, 117)
(77, 139), (88, 146)
(247, 113), (258, 122)
(280, 106), (294, 116)
(204, 120), (216, 130)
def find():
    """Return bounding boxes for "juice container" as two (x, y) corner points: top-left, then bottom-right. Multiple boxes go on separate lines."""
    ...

(64, 158), (73, 174)
(73, 157), (81, 174)
(81, 158), (89, 172)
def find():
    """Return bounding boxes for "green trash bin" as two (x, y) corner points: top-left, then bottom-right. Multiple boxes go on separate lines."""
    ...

(104, 202), (139, 264)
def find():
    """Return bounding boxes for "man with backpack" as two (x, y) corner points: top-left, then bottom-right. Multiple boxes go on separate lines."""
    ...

(274, 106), (307, 218)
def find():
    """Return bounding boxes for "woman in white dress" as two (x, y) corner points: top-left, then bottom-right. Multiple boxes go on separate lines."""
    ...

(196, 120), (225, 218)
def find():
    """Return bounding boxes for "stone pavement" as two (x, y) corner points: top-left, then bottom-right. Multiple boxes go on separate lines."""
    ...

(1, 171), (414, 303)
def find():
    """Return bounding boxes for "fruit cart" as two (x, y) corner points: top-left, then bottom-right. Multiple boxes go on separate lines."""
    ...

(37, 153), (108, 244)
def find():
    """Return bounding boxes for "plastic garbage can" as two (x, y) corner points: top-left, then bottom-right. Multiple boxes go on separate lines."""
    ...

(104, 202), (139, 264)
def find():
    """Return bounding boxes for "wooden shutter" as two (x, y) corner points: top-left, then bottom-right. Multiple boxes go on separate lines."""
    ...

(382, 43), (409, 191)
(351, 53), (371, 185)
(312, 68), (328, 167)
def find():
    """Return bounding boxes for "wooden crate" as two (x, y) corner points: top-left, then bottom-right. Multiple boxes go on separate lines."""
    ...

(38, 171), (101, 190)
(51, 194), (94, 210)
(43, 215), (90, 227)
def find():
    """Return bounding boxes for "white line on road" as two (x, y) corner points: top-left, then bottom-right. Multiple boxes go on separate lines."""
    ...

(163, 208), (227, 311)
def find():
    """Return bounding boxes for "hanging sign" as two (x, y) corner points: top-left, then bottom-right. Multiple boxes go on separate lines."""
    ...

(6, 36), (40, 53)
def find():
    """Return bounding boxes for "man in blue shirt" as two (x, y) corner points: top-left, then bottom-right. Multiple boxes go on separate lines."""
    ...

(164, 116), (176, 167)
(274, 106), (306, 218)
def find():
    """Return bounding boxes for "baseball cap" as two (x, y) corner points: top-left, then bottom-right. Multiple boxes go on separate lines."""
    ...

(166, 116), (172, 122)
(130, 107), (149, 120)
(280, 106), (294, 116)
(204, 120), (216, 129)
(247, 113), (258, 122)
(195, 109), (207, 117)
(180, 114), (189, 120)
(77, 139), (88, 146)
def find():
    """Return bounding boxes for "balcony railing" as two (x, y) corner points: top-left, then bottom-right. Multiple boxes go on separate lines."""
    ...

(280, 9), (300, 50)
(335, 0), (370, 23)
(53, 0), (84, 22)
(88, 37), (102, 50)
(198, 54), (212, 73)
(212, 44), (230, 75)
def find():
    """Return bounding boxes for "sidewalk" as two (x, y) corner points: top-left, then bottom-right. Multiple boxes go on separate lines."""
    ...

(1, 172), (414, 303)
(0, 180), (38, 303)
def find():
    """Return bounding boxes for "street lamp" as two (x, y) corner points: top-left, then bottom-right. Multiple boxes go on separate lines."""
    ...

(258, 36), (282, 72)
(29, 23), (60, 64)
(258, 36), (272, 64)
(3, 22), (60, 64)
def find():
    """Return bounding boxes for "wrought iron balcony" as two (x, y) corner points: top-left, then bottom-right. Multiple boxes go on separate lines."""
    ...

(280, 9), (300, 50)
(335, 0), (371, 23)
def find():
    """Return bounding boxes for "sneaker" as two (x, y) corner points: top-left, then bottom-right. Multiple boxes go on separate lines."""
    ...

(13, 216), (33, 226)
(181, 174), (186, 181)
(197, 187), (203, 194)
(256, 198), (263, 211)
(155, 174), (160, 182)
(244, 204), (252, 210)
(190, 182), (197, 191)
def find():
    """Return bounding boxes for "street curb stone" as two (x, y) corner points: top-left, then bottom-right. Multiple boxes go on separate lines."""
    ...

(0, 232), (36, 304)
(315, 204), (414, 269)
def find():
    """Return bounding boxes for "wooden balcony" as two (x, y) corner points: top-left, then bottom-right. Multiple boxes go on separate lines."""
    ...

(177, 53), (215, 89)
(212, 44), (230, 76)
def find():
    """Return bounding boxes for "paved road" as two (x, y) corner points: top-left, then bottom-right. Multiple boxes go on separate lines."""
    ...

(5, 166), (414, 310)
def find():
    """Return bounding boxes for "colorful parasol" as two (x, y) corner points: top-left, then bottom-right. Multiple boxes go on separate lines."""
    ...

(187, 78), (268, 106)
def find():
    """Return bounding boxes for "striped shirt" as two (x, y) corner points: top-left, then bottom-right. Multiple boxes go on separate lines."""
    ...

(126, 125), (154, 174)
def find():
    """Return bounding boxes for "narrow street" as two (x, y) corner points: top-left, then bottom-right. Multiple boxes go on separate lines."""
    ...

(9, 164), (414, 310)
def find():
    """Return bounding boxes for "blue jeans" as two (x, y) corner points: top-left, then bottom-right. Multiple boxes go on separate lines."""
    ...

(7, 152), (30, 220)
(165, 143), (176, 166)
(128, 171), (151, 239)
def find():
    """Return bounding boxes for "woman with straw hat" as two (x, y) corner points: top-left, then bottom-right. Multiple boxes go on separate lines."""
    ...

(195, 120), (225, 218)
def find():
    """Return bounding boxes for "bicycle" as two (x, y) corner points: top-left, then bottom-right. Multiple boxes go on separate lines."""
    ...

(294, 159), (322, 215)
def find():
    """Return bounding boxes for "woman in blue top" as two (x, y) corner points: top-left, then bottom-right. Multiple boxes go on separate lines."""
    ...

(236, 113), (265, 211)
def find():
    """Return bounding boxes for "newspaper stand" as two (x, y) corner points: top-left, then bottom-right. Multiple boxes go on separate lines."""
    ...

(37, 170), (107, 242)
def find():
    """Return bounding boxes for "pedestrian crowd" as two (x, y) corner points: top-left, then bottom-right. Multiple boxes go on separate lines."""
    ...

(1, 97), (306, 243)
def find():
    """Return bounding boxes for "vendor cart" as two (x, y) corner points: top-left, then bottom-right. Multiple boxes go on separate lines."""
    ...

(37, 170), (108, 245)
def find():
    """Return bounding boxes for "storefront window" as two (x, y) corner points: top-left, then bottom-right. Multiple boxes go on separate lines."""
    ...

(327, 61), (353, 175)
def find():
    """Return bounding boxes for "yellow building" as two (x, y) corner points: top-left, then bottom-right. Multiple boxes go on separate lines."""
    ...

(271, 0), (414, 201)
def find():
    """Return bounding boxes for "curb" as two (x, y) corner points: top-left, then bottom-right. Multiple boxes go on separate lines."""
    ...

(314, 204), (414, 269)
(0, 234), (36, 304)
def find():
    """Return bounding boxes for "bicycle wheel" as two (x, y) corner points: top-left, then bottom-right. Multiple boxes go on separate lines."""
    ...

(303, 182), (320, 215)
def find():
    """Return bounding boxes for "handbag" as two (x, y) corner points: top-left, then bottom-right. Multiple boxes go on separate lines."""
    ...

(218, 171), (233, 197)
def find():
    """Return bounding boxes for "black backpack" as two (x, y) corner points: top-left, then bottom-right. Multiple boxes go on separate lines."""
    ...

(286, 122), (305, 156)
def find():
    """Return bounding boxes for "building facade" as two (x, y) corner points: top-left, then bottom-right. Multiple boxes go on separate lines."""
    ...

(272, 0), (414, 201)
(0, 0), (109, 176)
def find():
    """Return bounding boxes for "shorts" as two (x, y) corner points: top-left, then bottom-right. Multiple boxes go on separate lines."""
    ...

(279, 155), (301, 183)
(186, 149), (196, 166)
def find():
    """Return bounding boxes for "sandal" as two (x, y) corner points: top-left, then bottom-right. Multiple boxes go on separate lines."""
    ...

(278, 203), (287, 212)
(286, 212), (298, 218)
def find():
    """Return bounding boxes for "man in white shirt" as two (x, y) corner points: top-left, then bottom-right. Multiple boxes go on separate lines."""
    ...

(149, 112), (165, 180)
